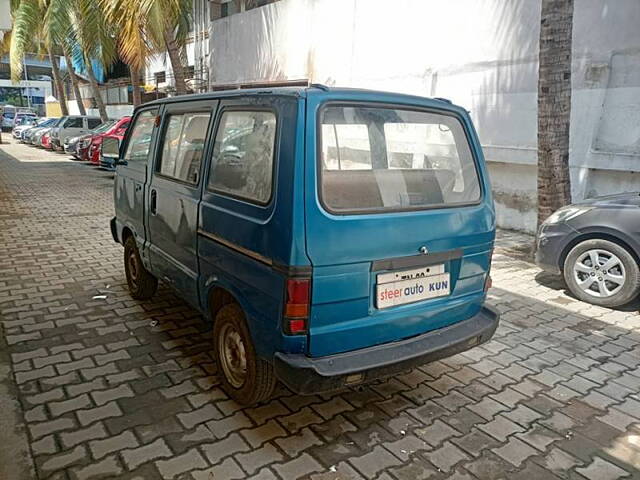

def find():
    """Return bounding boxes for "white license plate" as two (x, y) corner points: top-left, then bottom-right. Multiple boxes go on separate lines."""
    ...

(376, 265), (450, 309)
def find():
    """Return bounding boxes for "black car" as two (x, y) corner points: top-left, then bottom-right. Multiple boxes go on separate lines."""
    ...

(536, 192), (640, 308)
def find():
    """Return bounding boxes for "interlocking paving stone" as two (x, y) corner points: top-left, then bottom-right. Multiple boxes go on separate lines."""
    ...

(69, 455), (123, 480)
(492, 436), (538, 467)
(60, 422), (109, 449)
(273, 452), (324, 479)
(121, 438), (173, 470)
(76, 401), (123, 427)
(192, 457), (246, 480)
(201, 432), (250, 464)
(2, 143), (640, 480)
(155, 448), (207, 479)
(30, 417), (76, 440)
(38, 445), (86, 474)
(426, 441), (471, 473)
(49, 394), (92, 417)
(576, 456), (632, 480)
(236, 443), (285, 475)
(241, 419), (288, 448)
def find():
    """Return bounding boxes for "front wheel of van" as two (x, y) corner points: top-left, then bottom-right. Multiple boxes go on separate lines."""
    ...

(124, 236), (158, 300)
(213, 303), (276, 405)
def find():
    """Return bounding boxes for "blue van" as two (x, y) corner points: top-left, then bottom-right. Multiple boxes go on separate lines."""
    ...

(110, 85), (498, 405)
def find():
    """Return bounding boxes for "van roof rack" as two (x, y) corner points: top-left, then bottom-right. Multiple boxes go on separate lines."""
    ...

(209, 79), (312, 91)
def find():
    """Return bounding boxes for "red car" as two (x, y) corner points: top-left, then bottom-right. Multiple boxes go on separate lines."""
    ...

(88, 116), (131, 165)
(41, 132), (52, 150)
(99, 128), (129, 170)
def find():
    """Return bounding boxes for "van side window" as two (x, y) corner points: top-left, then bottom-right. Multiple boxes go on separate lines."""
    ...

(157, 112), (211, 184)
(209, 110), (276, 204)
(123, 110), (157, 164)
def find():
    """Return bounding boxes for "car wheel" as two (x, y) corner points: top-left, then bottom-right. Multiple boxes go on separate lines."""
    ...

(213, 303), (276, 405)
(123, 236), (158, 300)
(563, 239), (640, 308)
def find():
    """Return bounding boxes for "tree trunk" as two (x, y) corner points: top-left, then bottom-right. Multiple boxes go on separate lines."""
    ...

(164, 29), (187, 95)
(537, 0), (574, 227)
(64, 50), (87, 116)
(85, 58), (108, 121)
(48, 48), (69, 116)
(130, 66), (142, 106)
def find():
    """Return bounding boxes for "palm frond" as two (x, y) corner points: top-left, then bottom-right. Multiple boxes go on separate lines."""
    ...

(9, 0), (42, 82)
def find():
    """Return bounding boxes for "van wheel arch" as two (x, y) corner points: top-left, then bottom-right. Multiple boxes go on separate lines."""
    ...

(209, 288), (276, 404)
(208, 286), (239, 321)
(121, 227), (134, 245)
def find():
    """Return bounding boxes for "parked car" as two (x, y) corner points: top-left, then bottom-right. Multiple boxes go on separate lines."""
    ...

(49, 115), (102, 151)
(64, 133), (91, 159)
(1, 105), (35, 130)
(33, 128), (52, 147)
(65, 120), (116, 159)
(536, 193), (640, 308)
(14, 111), (37, 128)
(109, 86), (498, 405)
(41, 131), (52, 149)
(89, 117), (131, 165)
(25, 118), (61, 144)
(12, 116), (39, 138)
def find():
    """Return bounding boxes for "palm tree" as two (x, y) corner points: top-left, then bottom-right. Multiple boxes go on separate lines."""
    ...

(67, 0), (116, 121)
(537, 0), (574, 226)
(11, 0), (115, 121)
(8, 0), (70, 115)
(101, 0), (192, 99)
(65, 51), (86, 115)
(99, 0), (151, 106)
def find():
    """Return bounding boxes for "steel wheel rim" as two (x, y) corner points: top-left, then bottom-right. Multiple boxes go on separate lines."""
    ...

(127, 250), (139, 289)
(218, 323), (247, 388)
(573, 249), (626, 298)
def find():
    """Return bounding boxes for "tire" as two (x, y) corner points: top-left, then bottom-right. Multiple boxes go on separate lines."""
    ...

(563, 239), (640, 308)
(123, 235), (158, 300)
(213, 303), (276, 405)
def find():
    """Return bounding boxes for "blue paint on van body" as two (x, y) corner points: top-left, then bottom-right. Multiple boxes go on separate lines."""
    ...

(111, 86), (498, 395)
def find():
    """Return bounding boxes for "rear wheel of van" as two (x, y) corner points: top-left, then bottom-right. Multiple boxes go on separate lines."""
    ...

(213, 303), (276, 405)
(124, 236), (158, 300)
(563, 239), (640, 308)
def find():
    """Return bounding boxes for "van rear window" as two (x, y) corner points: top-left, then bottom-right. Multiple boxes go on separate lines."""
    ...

(319, 105), (481, 213)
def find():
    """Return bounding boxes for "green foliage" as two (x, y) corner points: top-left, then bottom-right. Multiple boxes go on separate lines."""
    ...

(9, 0), (192, 83)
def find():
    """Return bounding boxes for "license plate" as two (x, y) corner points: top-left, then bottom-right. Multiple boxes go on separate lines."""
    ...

(376, 265), (450, 309)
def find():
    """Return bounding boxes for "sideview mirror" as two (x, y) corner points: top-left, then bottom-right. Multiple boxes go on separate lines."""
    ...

(102, 136), (124, 164)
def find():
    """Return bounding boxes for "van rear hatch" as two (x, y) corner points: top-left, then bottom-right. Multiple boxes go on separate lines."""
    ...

(304, 100), (494, 357)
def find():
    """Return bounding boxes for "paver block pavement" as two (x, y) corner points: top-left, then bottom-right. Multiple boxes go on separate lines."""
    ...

(1, 139), (640, 479)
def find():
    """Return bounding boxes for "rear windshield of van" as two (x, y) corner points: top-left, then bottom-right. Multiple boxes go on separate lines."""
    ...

(319, 105), (481, 213)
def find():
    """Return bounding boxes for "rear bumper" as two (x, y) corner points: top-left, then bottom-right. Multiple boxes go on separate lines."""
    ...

(110, 217), (119, 243)
(274, 304), (499, 394)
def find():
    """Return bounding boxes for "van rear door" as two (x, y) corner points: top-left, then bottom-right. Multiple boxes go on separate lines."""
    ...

(304, 95), (494, 357)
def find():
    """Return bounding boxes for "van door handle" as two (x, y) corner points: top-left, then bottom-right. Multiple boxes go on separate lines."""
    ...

(150, 189), (157, 215)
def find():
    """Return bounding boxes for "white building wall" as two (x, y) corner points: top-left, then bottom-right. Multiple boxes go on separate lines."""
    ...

(209, 0), (640, 233)
(0, 0), (11, 31)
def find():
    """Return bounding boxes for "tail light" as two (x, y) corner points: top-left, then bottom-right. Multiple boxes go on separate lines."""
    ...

(283, 278), (310, 335)
(484, 248), (494, 292)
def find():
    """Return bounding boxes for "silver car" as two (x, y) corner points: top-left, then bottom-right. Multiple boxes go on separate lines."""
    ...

(49, 116), (102, 151)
